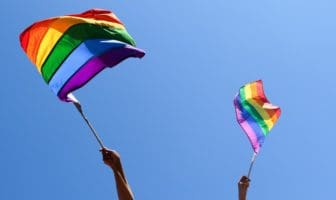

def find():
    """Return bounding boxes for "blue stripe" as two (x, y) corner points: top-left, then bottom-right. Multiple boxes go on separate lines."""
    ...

(235, 95), (265, 146)
(48, 39), (126, 94)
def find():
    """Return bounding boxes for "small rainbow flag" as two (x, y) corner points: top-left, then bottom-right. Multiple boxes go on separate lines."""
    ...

(20, 9), (145, 102)
(234, 80), (281, 153)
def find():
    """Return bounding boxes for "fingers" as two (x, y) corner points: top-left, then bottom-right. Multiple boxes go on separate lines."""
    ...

(100, 148), (120, 161)
(238, 176), (250, 186)
(240, 176), (250, 182)
(102, 150), (113, 158)
(100, 147), (113, 155)
(100, 147), (110, 153)
(100, 148), (112, 160)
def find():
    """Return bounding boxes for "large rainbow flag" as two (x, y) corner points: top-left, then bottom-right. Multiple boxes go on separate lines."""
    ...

(234, 80), (281, 153)
(20, 9), (145, 102)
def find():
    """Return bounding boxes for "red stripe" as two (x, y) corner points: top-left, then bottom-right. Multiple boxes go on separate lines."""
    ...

(19, 26), (31, 51)
(265, 109), (276, 116)
(68, 9), (124, 25)
(252, 98), (264, 106)
(266, 107), (281, 124)
(255, 80), (267, 101)
(19, 18), (55, 62)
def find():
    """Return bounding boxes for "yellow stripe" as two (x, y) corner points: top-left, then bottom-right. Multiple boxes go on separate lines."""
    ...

(244, 83), (253, 99)
(250, 82), (259, 98)
(270, 110), (279, 124)
(35, 16), (125, 71)
(248, 99), (274, 131)
(246, 83), (274, 131)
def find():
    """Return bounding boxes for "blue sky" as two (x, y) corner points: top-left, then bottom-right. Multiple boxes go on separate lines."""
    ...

(1, 0), (336, 199)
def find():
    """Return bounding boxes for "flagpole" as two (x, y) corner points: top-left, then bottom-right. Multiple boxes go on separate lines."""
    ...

(247, 152), (257, 179)
(73, 101), (105, 149)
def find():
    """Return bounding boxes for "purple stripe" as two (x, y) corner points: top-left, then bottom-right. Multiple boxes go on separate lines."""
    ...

(234, 94), (265, 153)
(58, 45), (145, 101)
(48, 39), (126, 94)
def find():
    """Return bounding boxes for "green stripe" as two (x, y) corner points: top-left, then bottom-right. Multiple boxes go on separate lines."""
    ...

(41, 23), (136, 82)
(240, 87), (270, 135)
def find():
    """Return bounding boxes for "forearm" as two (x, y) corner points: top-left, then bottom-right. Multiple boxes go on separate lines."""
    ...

(112, 168), (134, 200)
(238, 189), (247, 200)
(238, 176), (249, 200)
(101, 148), (134, 200)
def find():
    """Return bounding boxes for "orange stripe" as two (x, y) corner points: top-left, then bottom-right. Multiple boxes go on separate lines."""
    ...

(247, 82), (275, 131)
(35, 16), (125, 71)
(250, 82), (259, 99)
(265, 109), (276, 117)
(265, 108), (280, 124)
(272, 109), (281, 123)
(25, 19), (56, 65)
(245, 80), (280, 130)
(249, 82), (265, 107)
(253, 98), (265, 107)
(253, 81), (280, 124)
(256, 80), (266, 100)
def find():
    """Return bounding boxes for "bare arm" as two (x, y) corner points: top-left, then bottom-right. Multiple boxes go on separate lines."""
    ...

(101, 148), (134, 200)
(238, 176), (250, 200)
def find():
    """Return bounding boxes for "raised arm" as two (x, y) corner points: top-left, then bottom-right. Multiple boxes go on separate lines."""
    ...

(101, 148), (134, 200)
(238, 176), (250, 200)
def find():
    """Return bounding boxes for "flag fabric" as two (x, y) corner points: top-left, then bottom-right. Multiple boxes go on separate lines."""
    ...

(234, 80), (281, 153)
(20, 9), (145, 102)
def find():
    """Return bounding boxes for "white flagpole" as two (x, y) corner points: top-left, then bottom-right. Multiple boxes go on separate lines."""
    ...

(71, 95), (105, 149)
(247, 152), (257, 178)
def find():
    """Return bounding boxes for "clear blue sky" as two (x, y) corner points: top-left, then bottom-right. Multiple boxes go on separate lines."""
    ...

(1, 0), (336, 199)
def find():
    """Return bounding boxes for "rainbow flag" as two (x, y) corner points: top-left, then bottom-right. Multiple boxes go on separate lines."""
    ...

(234, 80), (281, 153)
(20, 9), (145, 102)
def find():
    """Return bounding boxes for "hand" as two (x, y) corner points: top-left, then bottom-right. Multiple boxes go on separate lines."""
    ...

(101, 147), (121, 170)
(238, 176), (250, 191)
(101, 148), (134, 200)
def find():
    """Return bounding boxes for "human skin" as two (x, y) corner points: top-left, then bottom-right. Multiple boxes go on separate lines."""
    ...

(102, 147), (250, 200)
(101, 148), (134, 200)
(238, 176), (250, 200)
